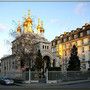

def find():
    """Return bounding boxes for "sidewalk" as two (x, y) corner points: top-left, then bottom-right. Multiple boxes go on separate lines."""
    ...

(21, 79), (90, 87)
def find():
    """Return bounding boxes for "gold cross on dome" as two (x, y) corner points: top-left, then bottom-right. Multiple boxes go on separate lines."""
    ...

(38, 18), (41, 25)
(41, 21), (43, 27)
(28, 10), (31, 17)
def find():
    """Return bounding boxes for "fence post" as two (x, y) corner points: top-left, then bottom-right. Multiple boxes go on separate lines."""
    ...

(28, 69), (31, 83)
(46, 69), (48, 83)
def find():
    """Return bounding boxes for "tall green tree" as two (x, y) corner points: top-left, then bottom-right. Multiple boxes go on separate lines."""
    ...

(35, 50), (44, 70)
(67, 45), (80, 71)
(35, 50), (44, 79)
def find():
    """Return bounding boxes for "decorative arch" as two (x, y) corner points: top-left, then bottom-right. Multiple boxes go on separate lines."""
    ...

(43, 55), (51, 69)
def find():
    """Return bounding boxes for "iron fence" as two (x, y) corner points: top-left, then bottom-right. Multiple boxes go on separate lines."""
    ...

(0, 71), (90, 83)
(48, 71), (90, 82)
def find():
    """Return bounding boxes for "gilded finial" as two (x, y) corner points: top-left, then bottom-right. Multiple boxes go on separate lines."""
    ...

(23, 14), (26, 21)
(28, 10), (31, 17)
(17, 20), (21, 33)
(41, 20), (43, 27)
(38, 18), (41, 25)
(22, 11), (27, 21)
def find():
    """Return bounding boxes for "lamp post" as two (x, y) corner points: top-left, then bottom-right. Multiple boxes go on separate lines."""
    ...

(28, 58), (31, 83)
(25, 48), (32, 83)
(28, 53), (32, 84)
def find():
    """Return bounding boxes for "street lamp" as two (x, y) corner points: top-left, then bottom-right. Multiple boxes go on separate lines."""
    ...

(25, 48), (32, 83)
(28, 55), (31, 83)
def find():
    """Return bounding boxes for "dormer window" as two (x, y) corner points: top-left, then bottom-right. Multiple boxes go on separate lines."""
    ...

(74, 34), (77, 39)
(87, 30), (90, 35)
(80, 32), (83, 37)
(55, 41), (57, 45)
(57, 40), (60, 44)
(64, 38), (67, 42)
(82, 26), (85, 30)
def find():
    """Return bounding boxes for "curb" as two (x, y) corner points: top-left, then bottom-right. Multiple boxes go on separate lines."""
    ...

(59, 79), (90, 85)
(20, 79), (90, 87)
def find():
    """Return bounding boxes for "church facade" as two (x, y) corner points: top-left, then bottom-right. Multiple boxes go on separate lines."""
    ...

(1, 10), (53, 77)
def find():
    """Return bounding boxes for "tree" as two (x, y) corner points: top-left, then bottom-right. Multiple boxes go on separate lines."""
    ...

(67, 45), (80, 71)
(14, 34), (35, 72)
(35, 50), (43, 70)
(35, 50), (44, 79)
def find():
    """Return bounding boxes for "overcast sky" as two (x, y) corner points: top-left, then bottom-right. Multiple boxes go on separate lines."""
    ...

(0, 2), (90, 58)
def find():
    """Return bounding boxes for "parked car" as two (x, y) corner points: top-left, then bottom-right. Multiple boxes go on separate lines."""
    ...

(12, 77), (24, 84)
(0, 77), (14, 85)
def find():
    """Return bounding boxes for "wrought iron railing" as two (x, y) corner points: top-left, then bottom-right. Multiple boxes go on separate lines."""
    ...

(0, 71), (90, 83)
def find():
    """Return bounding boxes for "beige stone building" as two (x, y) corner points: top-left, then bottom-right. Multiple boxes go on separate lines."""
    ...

(1, 55), (16, 77)
(51, 23), (90, 71)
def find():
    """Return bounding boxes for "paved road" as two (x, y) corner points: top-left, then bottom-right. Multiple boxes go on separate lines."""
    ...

(0, 81), (90, 89)
(62, 81), (90, 88)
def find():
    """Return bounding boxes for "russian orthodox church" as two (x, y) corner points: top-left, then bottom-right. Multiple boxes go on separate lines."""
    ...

(1, 10), (53, 78)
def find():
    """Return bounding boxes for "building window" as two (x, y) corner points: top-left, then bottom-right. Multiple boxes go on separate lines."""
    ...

(64, 38), (67, 42)
(55, 41), (57, 45)
(63, 44), (66, 49)
(52, 43), (53, 46)
(80, 32), (83, 37)
(65, 51), (67, 56)
(82, 47), (84, 53)
(4, 66), (6, 71)
(87, 30), (90, 35)
(69, 37), (71, 40)
(12, 61), (14, 69)
(83, 64), (86, 69)
(72, 35), (74, 39)
(61, 38), (63, 43)
(52, 48), (54, 52)
(88, 62), (90, 67)
(43, 45), (44, 49)
(83, 38), (89, 45)
(82, 54), (85, 61)
(82, 26), (85, 30)
(67, 37), (69, 41)
(53, 59), (56, 67)
(47, 46), (49, 49)
(45, 46), (46, 49)
(57, 40), (60, 44)
(9, 61), (11, 70)
(52, 48), (56, 52)
(74, 34), (77, 39)
(53, 42), (55, 46)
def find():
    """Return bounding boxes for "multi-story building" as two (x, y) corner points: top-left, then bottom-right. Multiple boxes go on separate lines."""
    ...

(1, 55), (16, 77)
(1, 10), (52, 77)
(0, 61), (1, 73)
(51, 23), (90, 71)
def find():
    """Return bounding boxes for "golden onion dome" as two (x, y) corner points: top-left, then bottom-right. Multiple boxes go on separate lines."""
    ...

(37, 25), (41, 30)
(17, 26), (21, 32)
(40, 27), (44, 33)
(26, 17), (32, 24)
(23, 21), (28, 27)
